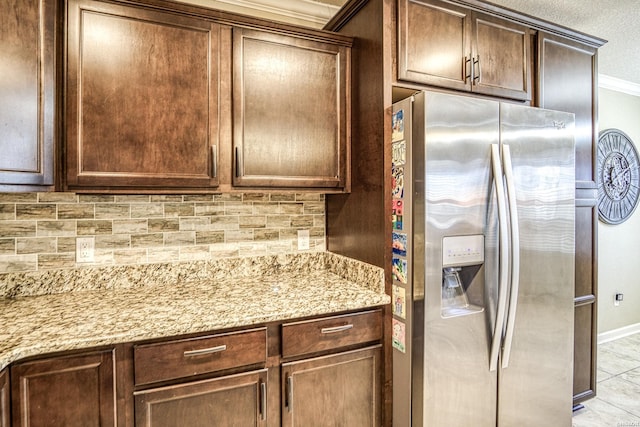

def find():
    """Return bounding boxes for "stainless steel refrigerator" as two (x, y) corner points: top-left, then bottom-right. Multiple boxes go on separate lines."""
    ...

(391, 91), (575, 426)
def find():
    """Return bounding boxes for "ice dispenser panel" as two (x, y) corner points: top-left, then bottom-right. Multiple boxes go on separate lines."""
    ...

(441, 235), (485, 318)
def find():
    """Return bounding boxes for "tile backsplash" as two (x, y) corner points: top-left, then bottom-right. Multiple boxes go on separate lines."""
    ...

(0, 192), (325, 273)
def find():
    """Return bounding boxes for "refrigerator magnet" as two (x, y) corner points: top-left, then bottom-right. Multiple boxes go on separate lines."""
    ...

(392, 140), (406, 166)
(392, 232), (407, 256)
(392, 109), (404, 142)
(392, 285), (407, 319)
(392, 319), (406, 353)
(391, 166), (404, 198)
(392, 258), (407, 284)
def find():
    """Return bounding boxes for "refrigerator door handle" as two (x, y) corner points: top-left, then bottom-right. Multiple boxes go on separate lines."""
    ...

(500, 145), (521, 369)
(489, 144), (510, 372)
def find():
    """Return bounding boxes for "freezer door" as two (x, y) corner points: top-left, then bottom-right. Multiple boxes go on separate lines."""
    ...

(498, 103), (575, 426)
(419, 91), (500, 427)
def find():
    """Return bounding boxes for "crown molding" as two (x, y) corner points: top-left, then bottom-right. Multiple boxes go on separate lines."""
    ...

(599, 74), (640, 97)
(208, 0), (340, 27)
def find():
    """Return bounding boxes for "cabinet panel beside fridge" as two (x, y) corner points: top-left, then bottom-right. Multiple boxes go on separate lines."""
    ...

(391, 90), (575, 426)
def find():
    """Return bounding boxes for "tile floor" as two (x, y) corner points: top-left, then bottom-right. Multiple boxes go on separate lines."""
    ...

(572, 333), (640, 427)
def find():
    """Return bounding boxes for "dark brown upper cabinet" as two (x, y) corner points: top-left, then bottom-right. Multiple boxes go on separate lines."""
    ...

(65, 0), (222, 190)
(0, 0), (56, 189)
(232, 28), (350, 190)
(397, 0), (532, 101)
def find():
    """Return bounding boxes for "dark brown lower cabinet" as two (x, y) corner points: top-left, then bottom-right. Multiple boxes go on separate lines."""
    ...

(281, 346), (382, 427)
(134, 369), (268, 427)
(10, 348), (117, 427)
(0, 368), (9, 427)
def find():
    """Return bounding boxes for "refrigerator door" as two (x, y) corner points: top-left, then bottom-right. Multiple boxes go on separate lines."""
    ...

(497, 103), (575, 426)
(419, 91), (500, 427)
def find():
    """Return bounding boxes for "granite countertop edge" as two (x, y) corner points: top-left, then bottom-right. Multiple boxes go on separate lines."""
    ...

(0, 251), (389, 371)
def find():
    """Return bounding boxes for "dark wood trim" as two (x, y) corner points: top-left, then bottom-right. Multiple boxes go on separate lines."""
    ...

(95, 0), (353, 46)
(324, 0), (369, 32)
(444, 0), (606, 47)
(0, 368), (8, 427)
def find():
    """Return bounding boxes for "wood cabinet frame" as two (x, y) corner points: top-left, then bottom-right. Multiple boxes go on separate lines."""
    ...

(0, 0), (57, 190)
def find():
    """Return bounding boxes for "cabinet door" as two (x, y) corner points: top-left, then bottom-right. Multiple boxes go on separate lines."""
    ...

(11, 349), (116, 427)
(0, 368), (8, 427)
(233, 28), (349, 189)
(134, 369), (268, 427)
(537, 32), (599, 405)
(282, 346), (381, 427)
(66, 0), (222, 190)
(397, 0), (471, 91)
(0, 0), (55, 188)
(472, 12), (532, 100)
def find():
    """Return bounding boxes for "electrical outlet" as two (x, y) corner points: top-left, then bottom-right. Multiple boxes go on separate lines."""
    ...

(297, 229), (310, 250)
(76, 237), (95, 263)
(614, 292), (624, 307)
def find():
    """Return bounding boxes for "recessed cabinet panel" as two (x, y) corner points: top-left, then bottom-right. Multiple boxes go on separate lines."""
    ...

(473, 14), (531, 100)
(398, 0), (470, 90)
(282, 346), (381, 427)
(134, 369), (268, 427)
(66, 0), (220, 189)
(0, 0), (55, 187)
(233, 28), (348, 189)
(538, 32), (597, 186)
(11, 349), (116, 427)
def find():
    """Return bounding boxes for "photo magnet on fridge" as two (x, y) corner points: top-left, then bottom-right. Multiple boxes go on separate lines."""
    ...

(392, 318), (406, 353)
(392, 258), (407, 284)
(393, 285), (407, 319)
(392, 109), (405, 142)
(392, 140), (406, 166)
(392, 232), (407, 257)
(392, 166), (404, 199)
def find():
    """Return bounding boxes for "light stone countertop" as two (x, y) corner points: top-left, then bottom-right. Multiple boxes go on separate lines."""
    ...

(0, 252), (389, 371)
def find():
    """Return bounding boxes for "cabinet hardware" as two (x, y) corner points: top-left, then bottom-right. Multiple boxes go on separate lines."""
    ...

(211, 145), (218, 178)
(286, 375), (294, 412)
(183, 344), (227, 357)
(320, 324), (354, 334)
(473, 55), (481, 84)
(465, 56), (472, 82)
(235, 146), (242, 177)
(260, 381), (267, 421)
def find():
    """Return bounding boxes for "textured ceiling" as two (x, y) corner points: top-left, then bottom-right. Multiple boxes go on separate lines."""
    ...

(184, 0), (638, 87)
(486, 0), (637, 86)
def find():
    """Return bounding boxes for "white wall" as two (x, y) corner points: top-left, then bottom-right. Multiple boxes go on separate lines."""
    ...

(597, 84), (640, 337)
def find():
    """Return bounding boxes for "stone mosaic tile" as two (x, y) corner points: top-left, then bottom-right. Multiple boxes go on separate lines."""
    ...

(16, 204), (56, 220)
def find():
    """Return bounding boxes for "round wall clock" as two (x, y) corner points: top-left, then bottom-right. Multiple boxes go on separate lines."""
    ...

(597, 128), (640, 225)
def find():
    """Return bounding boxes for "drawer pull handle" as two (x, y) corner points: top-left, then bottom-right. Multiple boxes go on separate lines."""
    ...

(320, 324), (354, 334)
(183, 344), (227, 357)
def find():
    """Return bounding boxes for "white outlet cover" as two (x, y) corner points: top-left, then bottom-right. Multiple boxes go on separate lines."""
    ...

(76, 237), (95, 263)
(297, 229), (310, 250)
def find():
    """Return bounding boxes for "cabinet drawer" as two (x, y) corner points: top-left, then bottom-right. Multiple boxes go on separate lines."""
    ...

(282, 310), (382, 358)
(134, 328), (267, 386)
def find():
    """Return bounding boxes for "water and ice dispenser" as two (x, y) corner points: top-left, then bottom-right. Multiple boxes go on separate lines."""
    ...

(441, 235), (485, 318)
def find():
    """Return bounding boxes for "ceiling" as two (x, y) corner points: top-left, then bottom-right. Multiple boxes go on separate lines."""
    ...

(178, 0), (639, 91)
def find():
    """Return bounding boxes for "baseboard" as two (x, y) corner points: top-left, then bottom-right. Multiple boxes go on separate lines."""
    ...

(598, 323), (640, 344)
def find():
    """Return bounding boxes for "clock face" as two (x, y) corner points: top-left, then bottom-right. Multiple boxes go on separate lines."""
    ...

(597, 129), (640, 224)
